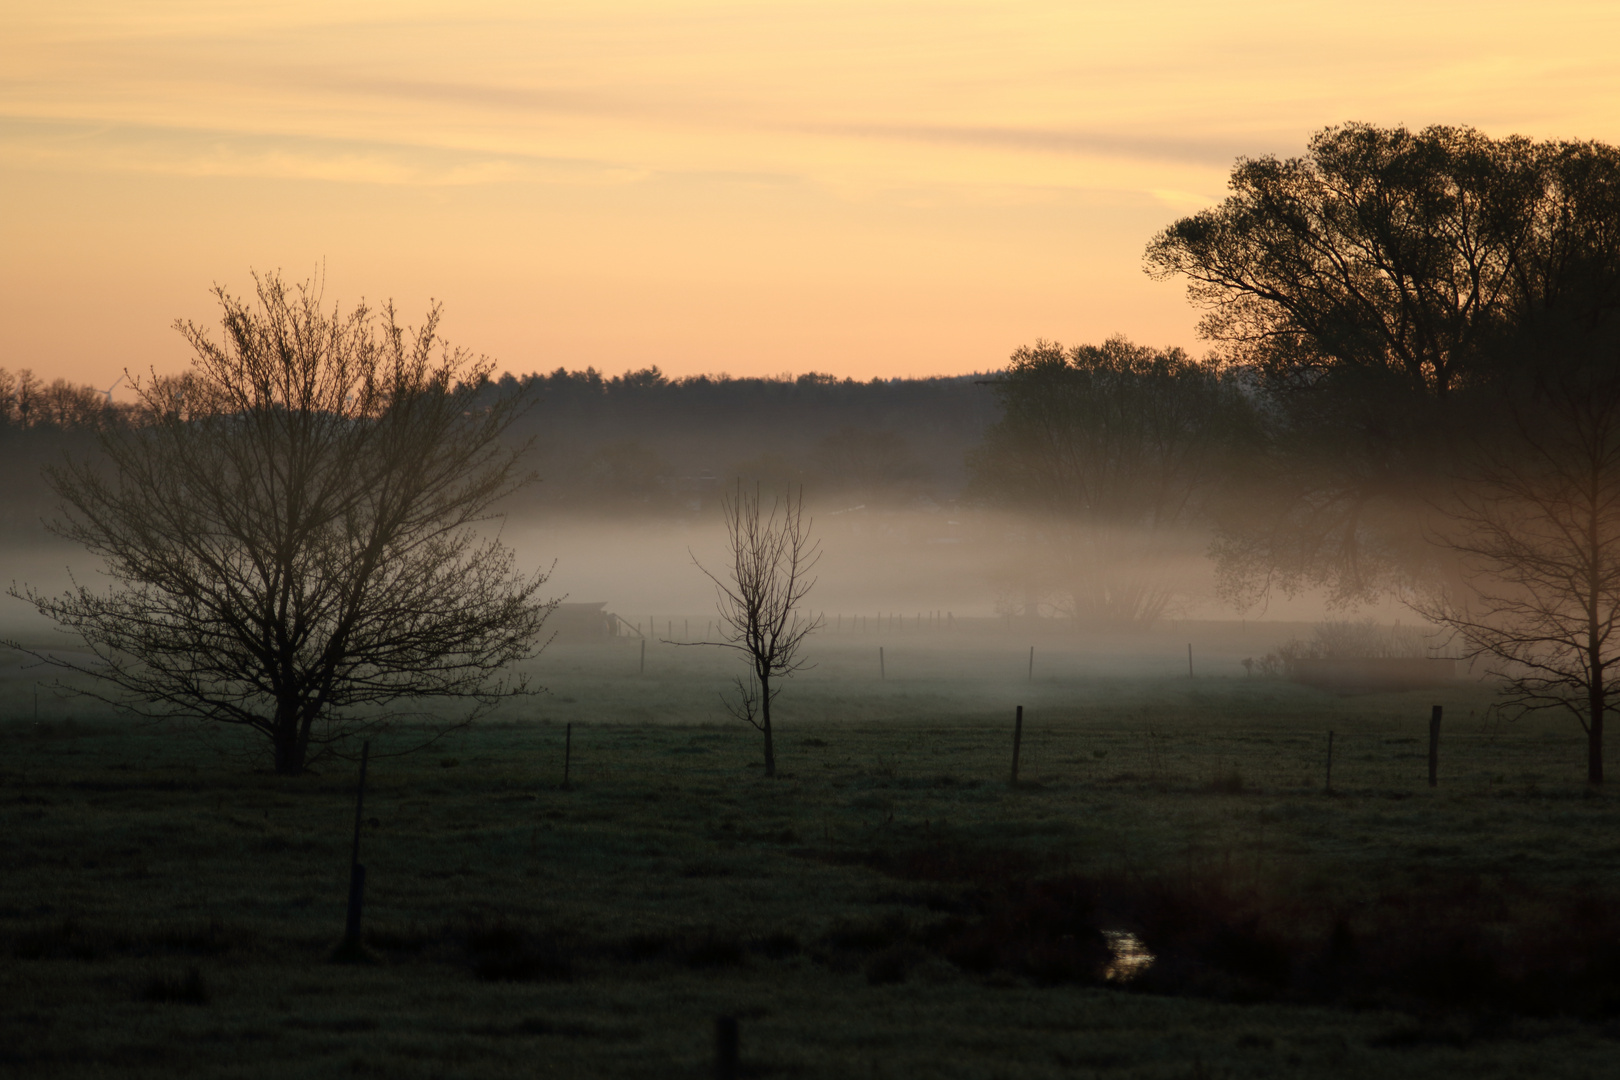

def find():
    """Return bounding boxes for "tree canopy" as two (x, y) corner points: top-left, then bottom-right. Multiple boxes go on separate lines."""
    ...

(967, 337), (1249, 626)
(1146, 123), (1620, 604)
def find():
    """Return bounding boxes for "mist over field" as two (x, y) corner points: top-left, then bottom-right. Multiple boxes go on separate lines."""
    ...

(0, 370), (1396, 679)
(0, 353), (1432, 703)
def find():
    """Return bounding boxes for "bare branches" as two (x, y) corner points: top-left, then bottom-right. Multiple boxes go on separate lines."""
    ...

(691, 483), (821, 777)
(1413, 341), (1620, 782)
(722, 674), (765, 733)
(703, 485), (822, 676)
(6, 271), (554, 775)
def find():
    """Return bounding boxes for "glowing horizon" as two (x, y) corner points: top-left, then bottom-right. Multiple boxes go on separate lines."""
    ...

(4, 1), (1619, 394)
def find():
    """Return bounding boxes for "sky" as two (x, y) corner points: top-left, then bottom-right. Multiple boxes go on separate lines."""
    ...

(4, 1), (1619, 391)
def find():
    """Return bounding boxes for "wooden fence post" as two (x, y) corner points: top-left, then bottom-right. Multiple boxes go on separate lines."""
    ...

(879, 646), (885, 680)
(342, 740), (371, 952)
(715, 1015), (738, 1080)
(1010, 705), (1024, 787)
(1028, 646), (1034, 683)
(564, 722), (572, 787)
(1326, 730), (1334, 793)
(1429, 705), (1442, 788)
(640, 638), (646, 675)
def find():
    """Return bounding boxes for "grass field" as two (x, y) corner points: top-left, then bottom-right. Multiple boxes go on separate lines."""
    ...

(6, 631), (1620, 1078)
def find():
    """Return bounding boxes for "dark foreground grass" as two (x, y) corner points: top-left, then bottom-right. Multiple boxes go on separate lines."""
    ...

(5, 643), (1620, 1077)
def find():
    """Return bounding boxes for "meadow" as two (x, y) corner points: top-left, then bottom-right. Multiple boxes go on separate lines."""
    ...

(5, 626), (1620, 1078)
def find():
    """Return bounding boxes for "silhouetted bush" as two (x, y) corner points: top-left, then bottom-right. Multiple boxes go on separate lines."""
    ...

(755, 930), (802, 959)
(139, 966), (208, 1004)
(838, 842), (1620, 1017)
(824, 911), (909, 953)
(460, 918), (574, 982)
(865, 945), (923, 985)
(13, 919), (237, 963)
(683, 932), (746, 969)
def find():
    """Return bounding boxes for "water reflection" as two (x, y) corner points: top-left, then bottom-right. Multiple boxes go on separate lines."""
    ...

(1101, 930), (1154, 982)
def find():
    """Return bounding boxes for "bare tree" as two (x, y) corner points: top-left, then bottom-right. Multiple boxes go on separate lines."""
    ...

(691, 483), (821, 777)
(1414, 344), (1620, 783)
(7, 271), (554, 775)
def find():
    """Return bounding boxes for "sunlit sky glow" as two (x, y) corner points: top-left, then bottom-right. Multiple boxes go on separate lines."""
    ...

(4, 1), (1618, 389)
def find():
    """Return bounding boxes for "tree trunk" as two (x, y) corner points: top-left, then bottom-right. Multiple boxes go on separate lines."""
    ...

(760, 672), (775, 778)
(1590, 476), (1606, 785)
(1590, 659), (1605, 786)
(272, 708), (308, 776)
(273, 735), (307, 776)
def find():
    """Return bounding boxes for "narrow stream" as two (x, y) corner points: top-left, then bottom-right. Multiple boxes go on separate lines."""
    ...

(1101, 930), (1154, 982)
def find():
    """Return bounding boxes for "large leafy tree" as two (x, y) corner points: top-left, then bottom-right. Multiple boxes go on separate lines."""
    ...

(9, 272), (554, 775)
(1149, 122), (1620, 780)
(1145, 123), (1542, 398)
(1146, 123), (1620, 605)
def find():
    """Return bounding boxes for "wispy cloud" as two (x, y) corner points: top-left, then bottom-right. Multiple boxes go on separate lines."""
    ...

(795, 121), (1289, 168)
(248, 69), (640, 120)
(0, 116), (648, 186)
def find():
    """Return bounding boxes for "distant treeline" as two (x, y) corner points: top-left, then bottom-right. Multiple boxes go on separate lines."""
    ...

(473, 366), (1002, 513)
(0, 368), (125, 431)
(0, 368), (133, 539)
(0, 364), (1006, 535)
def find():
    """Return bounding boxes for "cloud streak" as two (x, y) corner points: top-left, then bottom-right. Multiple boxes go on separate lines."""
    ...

(0, 116), (647, 186)
(794, 122), (1269, 168)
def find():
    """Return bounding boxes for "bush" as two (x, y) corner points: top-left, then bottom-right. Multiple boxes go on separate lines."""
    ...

(1258, 619), (1438, 676)
(139, 966), (208, 1005)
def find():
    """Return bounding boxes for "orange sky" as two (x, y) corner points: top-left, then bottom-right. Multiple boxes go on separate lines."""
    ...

(4, 1), (1619, 391)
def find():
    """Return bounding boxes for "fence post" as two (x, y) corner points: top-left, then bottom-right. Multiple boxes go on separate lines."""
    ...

(1028, 646), (1034, 683)
(1429, 705), (1442, 788)
(715, 1016), (738, 1080)
(640, 638), (646, 675)
(1188, 643), (1194, 678)
(564, 722), (572, 787)
(879, 646), (885, 680)
(1326, 730), (1334, 793)
(342, 740), (371, 953)
(1010, 705), (1024, 787)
